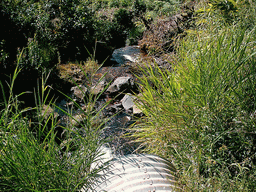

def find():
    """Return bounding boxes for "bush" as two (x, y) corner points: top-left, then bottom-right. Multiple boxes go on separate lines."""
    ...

(17, 36), (58, 71)
(1, 0), (96, 64)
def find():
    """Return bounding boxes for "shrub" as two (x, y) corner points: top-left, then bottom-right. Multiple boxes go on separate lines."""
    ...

(18, 35), (58, 71)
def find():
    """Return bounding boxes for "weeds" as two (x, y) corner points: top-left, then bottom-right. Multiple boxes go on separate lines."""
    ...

(0, 57), (109, 191)
(130, 2), (256, 190)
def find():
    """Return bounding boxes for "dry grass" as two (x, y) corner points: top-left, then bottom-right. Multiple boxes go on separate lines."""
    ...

(57, 58), (99, 84)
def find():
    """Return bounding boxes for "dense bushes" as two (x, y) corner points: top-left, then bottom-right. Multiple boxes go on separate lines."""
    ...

(1, 0), (96, 64)
(1, 0), (182, 70)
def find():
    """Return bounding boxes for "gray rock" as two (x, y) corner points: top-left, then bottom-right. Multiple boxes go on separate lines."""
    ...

(133, 104), (143, 116)
(70, 85), (87, 101)
(121, 94), (144, 115)
(111, 46), (140, 66)
(91, 79), (105, 95)
(70, 114), (85, 127)
(133, 93), (144, 116)
(121, 94), (135, 111)
(107, 77), (134, 93)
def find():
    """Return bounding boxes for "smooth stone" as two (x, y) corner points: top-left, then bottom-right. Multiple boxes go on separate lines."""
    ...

(110, 45), (140, 65)
(121, 94), (135, 111)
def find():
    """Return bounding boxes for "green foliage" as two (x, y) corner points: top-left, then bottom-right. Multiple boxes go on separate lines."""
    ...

(108, 0), (120, 8)
(130, 1), (256, 190)
(1, 0), (95, 64)
(132, 0), (147, 17)
(210, 0), (238, 22)
(0, 40), (9, 65)
(0, 58), (109, 191)
(153, 0), (179, 15)
(120, 0), (133, 7)
(114, 9), (133, 27)
(1, 0), (183, 70)
(210, 0), (238, 13)
(18, 36), (57, 71)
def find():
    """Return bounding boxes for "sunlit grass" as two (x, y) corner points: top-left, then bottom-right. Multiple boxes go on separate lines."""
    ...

(130, 2), (256, 190)
(57, 58), (100, 84)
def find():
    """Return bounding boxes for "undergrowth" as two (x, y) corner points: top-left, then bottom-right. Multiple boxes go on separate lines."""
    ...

(0, 58), (109, 191)
(130, 1), (256, 191)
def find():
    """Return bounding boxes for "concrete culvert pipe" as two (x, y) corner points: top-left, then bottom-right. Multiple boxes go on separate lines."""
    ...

(87, 154), (178, 192)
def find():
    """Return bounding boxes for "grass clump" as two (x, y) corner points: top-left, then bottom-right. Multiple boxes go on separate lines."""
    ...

(130, 1), (256, 191)
(0, 61), (108, 191)
(57, 58), (100, 84)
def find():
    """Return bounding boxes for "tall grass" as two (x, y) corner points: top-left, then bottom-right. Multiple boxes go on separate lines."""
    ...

(0, 58), (108, 191)
(130, 9), (256, 191)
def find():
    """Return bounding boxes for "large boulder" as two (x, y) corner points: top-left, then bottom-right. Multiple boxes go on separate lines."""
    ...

(139, 8), (195, 55)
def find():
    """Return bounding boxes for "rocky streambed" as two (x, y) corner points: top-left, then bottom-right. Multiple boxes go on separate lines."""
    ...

(39, 43), (176, 192)
(52, 45), (178, 191)
(54, 45), (144, 156)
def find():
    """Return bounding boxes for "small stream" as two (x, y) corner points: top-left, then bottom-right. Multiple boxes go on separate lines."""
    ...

(55, 45), (142, 156)
(54, 45), (177, 192)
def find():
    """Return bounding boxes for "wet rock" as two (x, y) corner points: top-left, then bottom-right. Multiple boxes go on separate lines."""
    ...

(70, 85), (87, 101)
(111, 46), (140, 66)
(107, 77), (134, 94)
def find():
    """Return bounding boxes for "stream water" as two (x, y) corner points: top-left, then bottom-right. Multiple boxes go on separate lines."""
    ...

(55, 46), (142, 157)
(53, 46), (177, 192)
